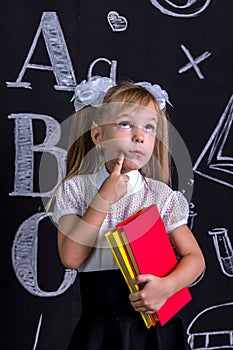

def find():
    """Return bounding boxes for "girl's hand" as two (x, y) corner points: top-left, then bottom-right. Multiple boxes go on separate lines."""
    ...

(98, 153), (129, 205)
(129, 274), (171, 314)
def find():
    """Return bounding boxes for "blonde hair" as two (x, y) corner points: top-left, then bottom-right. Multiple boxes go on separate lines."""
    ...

(65, 80), (170, 184)
(45, 81), (171, 211)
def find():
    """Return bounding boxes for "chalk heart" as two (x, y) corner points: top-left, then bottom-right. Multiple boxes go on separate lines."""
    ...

(107, 11), (128, 32)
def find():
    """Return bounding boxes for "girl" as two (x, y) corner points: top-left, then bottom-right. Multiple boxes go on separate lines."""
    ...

(52, 79), (205, 350)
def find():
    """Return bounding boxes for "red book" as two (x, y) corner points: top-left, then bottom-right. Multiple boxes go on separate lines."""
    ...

(115, 204), (192, 326)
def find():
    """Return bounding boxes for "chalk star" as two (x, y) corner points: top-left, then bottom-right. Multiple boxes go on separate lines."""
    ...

(179, 44), (212, 79)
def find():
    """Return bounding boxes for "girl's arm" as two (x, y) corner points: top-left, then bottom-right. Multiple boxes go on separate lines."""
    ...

(129, 224), (205, 314)
(57, 154), (129, 269)
(58, 206), (107, 270)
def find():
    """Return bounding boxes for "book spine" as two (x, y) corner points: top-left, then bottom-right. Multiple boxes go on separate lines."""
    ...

(105, 230), (154, 329)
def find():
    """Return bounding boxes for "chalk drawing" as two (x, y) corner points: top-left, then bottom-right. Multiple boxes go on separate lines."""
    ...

(188, 202), (197, 231)
(32, 314), (43, 350)
(149, 0), (211, 18)
(12, 212), (77, 297)
(87, 57), (117, 81)
(187, 303), (233, 349)
(178, 44), (212, 79)
(193, 95), (233, 188)
(107, 11), (128, 32)
(6, 12), (76, 91)
(209, 228), (233, 278)
(8, 113), (66, 197)
(188, 202), (206, 287)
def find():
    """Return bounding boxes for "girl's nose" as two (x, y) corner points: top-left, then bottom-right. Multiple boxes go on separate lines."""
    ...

(132, 126), (144, 143)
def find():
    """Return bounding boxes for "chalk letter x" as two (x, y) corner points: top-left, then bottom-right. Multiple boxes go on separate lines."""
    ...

(178, 44), (211, 79)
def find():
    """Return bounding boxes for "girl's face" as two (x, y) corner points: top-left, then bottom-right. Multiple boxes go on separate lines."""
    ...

(100, 101), (158, 173)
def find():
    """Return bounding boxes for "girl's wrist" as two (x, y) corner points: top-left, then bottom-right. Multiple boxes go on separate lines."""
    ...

(162, 275), (176, 299)
(91, 192), (112, 213)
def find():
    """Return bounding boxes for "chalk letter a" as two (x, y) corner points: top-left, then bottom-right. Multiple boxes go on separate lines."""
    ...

(6, 12), (76, 91)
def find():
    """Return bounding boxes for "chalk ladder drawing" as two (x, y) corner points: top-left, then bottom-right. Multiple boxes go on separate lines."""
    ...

(209, 228), (233, 278)
(193, 95), (233, 188)
(187, 302), (233, 349)
(107, 11), (128, 32)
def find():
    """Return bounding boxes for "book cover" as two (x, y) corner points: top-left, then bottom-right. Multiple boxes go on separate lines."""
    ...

(105, 230), (155, 328)
(105, 204), (192, 327)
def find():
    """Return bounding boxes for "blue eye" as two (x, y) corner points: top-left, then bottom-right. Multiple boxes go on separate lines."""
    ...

(118, 122), (131, 129)
(144, 124), (155, 134)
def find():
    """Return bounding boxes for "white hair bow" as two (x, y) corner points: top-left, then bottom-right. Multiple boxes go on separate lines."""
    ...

(71, 76), (172, 111)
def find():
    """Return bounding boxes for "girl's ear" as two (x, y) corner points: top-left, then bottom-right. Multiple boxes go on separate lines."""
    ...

(91, 122), (103, 146)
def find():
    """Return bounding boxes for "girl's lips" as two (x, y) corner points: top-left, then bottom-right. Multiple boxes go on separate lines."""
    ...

(129, 150), (145, 157)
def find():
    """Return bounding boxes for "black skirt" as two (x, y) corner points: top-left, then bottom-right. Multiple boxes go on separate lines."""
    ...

(67, 270), (191, 350)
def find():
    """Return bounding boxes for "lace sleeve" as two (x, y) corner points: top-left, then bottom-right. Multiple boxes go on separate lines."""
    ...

(52, 178), (82, 224)
(161, 191), (189, 233)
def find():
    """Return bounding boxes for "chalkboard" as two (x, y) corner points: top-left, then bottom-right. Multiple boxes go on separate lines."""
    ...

(1, 1), (81, 349)
(2, 0), (233, 349)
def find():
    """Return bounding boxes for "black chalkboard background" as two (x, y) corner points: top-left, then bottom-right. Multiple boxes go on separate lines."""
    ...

(1, 1), (81, 349)
(1, 0), (233, 349)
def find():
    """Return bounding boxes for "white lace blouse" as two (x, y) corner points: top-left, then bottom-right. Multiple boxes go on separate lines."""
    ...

(52, 166), (189, 272)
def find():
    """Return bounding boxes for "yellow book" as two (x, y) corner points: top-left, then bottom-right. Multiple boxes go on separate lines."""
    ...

(120, 229), (141, 276)
(105, 229), (154, 329)
(105, 205), (192, 328)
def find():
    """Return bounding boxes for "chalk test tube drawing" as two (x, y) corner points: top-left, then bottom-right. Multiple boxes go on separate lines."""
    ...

(149, 0), (211, 18)
(6, 12), (76, 91)
(187, 302), (233, 349)
(193, 95), (233, 189)
(209, 228), (233, 278)
(107, 11), (128, 32)
(178, 44), (212, 79)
